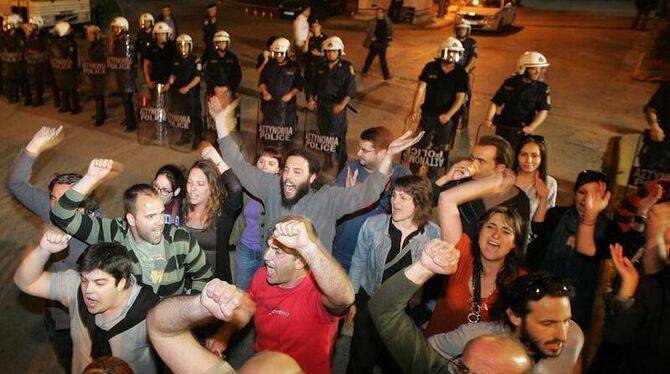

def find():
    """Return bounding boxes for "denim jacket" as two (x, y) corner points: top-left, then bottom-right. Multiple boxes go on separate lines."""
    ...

(349, 214), (441, 296)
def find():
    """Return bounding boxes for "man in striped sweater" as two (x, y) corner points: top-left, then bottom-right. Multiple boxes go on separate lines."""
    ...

(51, 158), (213, 297)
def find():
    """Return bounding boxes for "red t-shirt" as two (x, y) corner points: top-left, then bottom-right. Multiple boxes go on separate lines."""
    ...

(248, 267), (340, 374)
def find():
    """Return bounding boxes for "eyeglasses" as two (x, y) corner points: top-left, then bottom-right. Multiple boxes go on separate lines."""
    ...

(152, 184), (173, 196)
(521, 134), (545, 144)
(447, 355), (470, 374)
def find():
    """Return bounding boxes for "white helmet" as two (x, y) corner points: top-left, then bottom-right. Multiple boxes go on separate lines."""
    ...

(139, 13), (154, 29)
(516, 51), (549, 75)
(437, 37), (464, 63)
(110, 16), (129, 32)
(270, 37), (291, 58)
(176, 34), (193, 56)
(213, 30), (230, 49)
(53, 21), (72, 37)
(454, 20), (471, 38)
(5, 14), (22, 30)
(28, 16), (44, 29)
(152, 21), (172, 36)
(322, 36), (345, 55)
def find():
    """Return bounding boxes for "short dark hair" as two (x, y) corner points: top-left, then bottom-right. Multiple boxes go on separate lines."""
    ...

(255, 146), (285, 168)
(477, 135), (514, 169)
(50, 173), (99, 215)
(360, 126), (393, 150)
(491, 272), (575, 330)
(78, 242), (132, 289)
(154, 164), (186, 194)
(207, 3), (217, 9)
(123, 184), (159, 215)
(390, 175), (433, 227)
(286, 148), (321, 180)
(162, 4), (170, 9)
(574, 170), (610, 192)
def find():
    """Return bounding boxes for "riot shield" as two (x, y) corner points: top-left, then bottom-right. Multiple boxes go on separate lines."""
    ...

(303, 107), (340, 172)
(257, 98), (295, 148)
(138, 83), (168, 146)
(167, 90), (195, 153)
(204, 90), (240, 145)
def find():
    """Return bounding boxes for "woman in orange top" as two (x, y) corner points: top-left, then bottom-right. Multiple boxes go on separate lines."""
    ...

(425, 172), (526, 336)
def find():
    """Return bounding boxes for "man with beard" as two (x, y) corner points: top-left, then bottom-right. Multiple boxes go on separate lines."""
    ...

(14, 231), (160, 374)
(205, 216), (354, 374)
(50, 158), (213, 297)
(209, 96), (423, 252)
(427, 272), (583, 373)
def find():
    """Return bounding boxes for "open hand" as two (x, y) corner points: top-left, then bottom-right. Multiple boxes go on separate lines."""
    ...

(26, 126), (64, 156)
(345, 167), (359, 187)
(387, 130), (425, 156)
(609, 243), (639, 299)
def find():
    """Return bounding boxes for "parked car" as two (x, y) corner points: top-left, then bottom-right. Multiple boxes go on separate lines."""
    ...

(454, 0), (517, 32)
(277, 0), (346, 20)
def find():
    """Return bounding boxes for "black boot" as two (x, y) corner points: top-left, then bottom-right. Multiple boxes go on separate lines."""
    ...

(123, 94), (137, 131)
(70, 90), (81, 114)
(59, 89), (71, 113)
(94, 97), (105, 126)
(23, 79), (32, 106)
(52, 88), (61, 108)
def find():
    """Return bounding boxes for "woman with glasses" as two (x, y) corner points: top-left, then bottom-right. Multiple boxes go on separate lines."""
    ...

(231, 147), (284, 290)
(425, 172), (525, 337)
(153, 164), (186, 226)
(512, 135), (557, 229)
(183, 145), (243, 282)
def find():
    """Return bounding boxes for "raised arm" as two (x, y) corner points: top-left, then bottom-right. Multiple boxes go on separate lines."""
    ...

(14, 231), (70, 299)
(50, 159), (122, 244)
(7, 126), (65, 219)
(148, 279), (249, 374)
(273, 217), (354, 314)
(575, 181), (611, 256)
(209, 97), (276, 198)
(644, 202), (670, 274)
(438, 172), (514, 244)
(368, 240), (459, 373)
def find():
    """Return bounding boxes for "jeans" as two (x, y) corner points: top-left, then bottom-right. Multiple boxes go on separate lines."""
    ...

(362, 42), (390, 79)
(235, 241), (264, 290)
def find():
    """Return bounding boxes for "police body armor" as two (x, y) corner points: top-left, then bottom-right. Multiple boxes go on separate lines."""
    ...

(108, 32), (135, 93)
(49, 36), (78, 89)
(135, 30), (153, 63)
(25, 30), (51, 76)
(2, 29), (26, 79)
(83, 38), (107, 96)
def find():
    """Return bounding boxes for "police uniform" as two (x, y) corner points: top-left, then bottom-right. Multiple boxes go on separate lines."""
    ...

(25, 29), (56, 106)
(170, 54), (203, 145)
(108, 31), (137, 130)
(303, 33), (326, 87)
(205, 49), (242, 94)
(259, 59), (305, 128)
(135, 29), (153, 64)
(309, 58), (356, 169)
(2, 27), (28, 104)
(83, 37), (108, 126)
(49, 34), (80, 113)
(412, 60), (468, 177)
(201, 15), (217, 62)
(641, 81), (670, 171)
(491, 74), (551, 148)
(457, 37), (478, 70)
(145, 40), (176, 84)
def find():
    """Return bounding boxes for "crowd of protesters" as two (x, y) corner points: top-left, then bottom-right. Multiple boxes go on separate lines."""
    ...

(5, 2), (670, 374)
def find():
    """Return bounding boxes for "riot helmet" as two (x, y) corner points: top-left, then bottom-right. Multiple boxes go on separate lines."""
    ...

(53, 21), (72, 37)
(110, 16), (129, 35)
(437, 37), (464, 64)
(139, 13), (154, 30)
(176, 34), (193, 57)
(213, 30), (230, 51)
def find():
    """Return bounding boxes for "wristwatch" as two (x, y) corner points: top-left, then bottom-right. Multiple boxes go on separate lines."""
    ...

(632, 215), (647, 232)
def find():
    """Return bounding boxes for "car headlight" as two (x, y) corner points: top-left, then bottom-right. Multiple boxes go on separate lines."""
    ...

(488, 13), (499, 20)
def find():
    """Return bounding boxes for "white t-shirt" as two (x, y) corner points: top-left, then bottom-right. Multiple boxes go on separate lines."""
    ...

(293, 14), (309, 47)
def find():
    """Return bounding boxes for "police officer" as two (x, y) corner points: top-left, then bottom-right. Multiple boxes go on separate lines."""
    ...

(406, 37), (468, 178)
(167, 34), (203, 148)
(49, 21), (80, 114)
(454, 20), (477, 73)
(83, 25), (107, 126)
(135, 13), (154, 66)
(204, 30), (242, 109)
(2, 14), (28, 104)
(143, 22), (176, 92)
(303, 19), (327, 87)
(202, 3), (218, 63)
(482, 51), (551, 149)
(108, 16), (137, 132)
(307, 36), (356, 171)
(640, 81), (670, 171)
(259, 37), (305, 133)
(24, 16), (56, 107)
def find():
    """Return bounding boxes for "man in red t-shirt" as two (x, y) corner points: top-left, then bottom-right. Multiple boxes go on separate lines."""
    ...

(207, 216), (355, 374)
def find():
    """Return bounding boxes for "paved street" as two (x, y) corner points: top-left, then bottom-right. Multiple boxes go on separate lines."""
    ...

(0, 0), (661, 372)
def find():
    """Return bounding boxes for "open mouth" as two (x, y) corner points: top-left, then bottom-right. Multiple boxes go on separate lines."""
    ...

(265, 262), (276, 277)
(284, 181), (295, 194)
(84, 297), (98, 310)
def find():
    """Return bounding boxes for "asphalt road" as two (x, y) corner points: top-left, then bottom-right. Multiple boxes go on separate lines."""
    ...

(0, 1), (658, 372)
